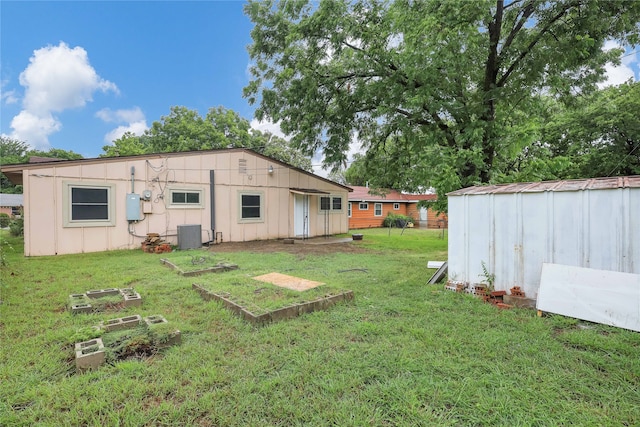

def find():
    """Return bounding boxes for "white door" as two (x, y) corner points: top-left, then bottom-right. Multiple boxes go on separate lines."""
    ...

(294, 194), (309, 237)
(419, 207), (428, 226)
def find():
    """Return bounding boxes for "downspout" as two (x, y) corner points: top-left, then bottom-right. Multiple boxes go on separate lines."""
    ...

(209, 170), (216, 243)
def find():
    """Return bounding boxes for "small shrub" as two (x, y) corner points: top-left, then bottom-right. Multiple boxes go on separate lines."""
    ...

(382, 213), (414, 228)
(9, 217), (23, 236)
(0, 213), (10, 228)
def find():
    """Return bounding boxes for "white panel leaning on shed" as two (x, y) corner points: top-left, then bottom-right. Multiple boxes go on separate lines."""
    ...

(446, 176), (640, 300)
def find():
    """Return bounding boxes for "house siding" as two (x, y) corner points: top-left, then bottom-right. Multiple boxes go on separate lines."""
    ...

(16, 150), (349, 256)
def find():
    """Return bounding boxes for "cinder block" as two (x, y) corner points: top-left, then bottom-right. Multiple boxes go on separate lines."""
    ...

(75, 338), (106, 371)
(71, 303), (93, 314)
(144, 315), (167, 326)
(86, 288), (120, 299)
(121, 315), (142, 328)
(101, 314), (142, 331)
(122, 292), (142, 307)
(270, 305), (299, 322)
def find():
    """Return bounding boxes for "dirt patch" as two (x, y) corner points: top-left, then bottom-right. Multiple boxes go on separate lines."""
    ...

(205, 239), (370, 257)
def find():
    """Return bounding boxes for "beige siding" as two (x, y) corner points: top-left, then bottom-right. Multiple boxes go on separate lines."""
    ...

(21, 150), (349, 256)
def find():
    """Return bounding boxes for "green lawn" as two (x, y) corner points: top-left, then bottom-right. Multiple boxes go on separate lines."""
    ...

(1, 229), (638, 426)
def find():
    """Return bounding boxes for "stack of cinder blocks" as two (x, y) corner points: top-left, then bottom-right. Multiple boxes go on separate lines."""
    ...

(75, 314), (180, 372)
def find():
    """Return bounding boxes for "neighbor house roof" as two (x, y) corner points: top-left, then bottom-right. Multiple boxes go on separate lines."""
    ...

(348, 186), (436, 203)
(0, 193), (23, 207)
(0, 148), (353, 192)
(448, 175), (640, 196)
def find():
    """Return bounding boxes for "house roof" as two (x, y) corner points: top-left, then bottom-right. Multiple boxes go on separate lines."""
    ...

(0, 193), (23, 207)
(0, 148), (353, 192)
(348, 186), (436, 203)
(447, 175), (640, 196)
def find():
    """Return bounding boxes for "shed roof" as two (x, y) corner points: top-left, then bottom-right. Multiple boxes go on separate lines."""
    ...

(348, 186), (436, 202)
(0, 193), (23, 207)
(447, 175), (640, 196)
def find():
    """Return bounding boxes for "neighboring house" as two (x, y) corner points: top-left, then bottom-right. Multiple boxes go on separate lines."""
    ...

(447, 176), (640, 298)
(0, 148), (352, 256)
(347, 186), (447, 229)
(0, 193), (23, 218)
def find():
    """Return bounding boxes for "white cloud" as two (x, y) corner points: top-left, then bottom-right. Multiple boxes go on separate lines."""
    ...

(599, 40), (638, 88)
(249, 118), (287, 139)
(9, 42), (118, 149)
(96, 107), (148, 143)
(10, 110), (61, 146)
(1, 79), (19, 105)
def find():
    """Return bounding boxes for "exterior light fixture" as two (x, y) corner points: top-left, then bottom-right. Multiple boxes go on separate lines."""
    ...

(268, 165), (274, 174)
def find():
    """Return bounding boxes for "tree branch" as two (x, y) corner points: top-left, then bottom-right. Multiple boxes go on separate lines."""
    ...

(498, 2), (577, 88)
(498, 1), (535, 61)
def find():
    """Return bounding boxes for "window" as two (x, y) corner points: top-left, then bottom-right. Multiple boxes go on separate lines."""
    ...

(359, 202), (368, 210)
(168, 188), (204, 208)
(238, 191), (264, 222)
(320, 196), (331, 211)
(319, 195), (343, 213)
(63, 182), (116, 227)
(374, 203), (383, 216)
(332, 197), (342, 211)
(393, 203), (400, 210)
(348, 203), (352, 218)
(172, 191), (200, 204)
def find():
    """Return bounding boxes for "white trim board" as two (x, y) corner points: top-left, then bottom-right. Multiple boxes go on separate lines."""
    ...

(537, 263), (640, 332)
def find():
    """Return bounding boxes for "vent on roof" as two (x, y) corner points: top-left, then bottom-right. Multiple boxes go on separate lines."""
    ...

(239, 159), (247, 174)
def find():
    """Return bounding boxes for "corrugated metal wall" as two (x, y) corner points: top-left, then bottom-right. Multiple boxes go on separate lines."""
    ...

(448, 188), (639, 299)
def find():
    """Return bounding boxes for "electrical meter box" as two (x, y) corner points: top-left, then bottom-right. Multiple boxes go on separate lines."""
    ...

(126, 193), (143, 221)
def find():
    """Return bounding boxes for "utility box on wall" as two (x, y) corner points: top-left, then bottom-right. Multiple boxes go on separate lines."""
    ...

(126, 194), (142, 221)
(177, 224), (202, 250)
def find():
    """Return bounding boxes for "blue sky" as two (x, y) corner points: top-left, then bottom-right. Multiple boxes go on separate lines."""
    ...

(1, 1), (639, 171)
(1, 1), (261, 159)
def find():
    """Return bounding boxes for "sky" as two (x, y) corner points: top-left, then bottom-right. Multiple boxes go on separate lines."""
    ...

(1, 1), (639, 176)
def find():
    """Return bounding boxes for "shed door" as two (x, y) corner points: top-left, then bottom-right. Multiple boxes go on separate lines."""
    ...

(294, 194), (309, 238)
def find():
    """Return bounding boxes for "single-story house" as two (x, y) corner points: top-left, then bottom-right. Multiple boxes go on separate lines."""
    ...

(0, 193), (23, 218)
(447, 176), (640, 299)
(347, 186), (447, 229)
(0, 148), (352, 256)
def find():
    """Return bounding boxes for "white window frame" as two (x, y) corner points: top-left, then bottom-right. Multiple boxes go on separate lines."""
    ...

(359, 202), (368, 210)
(63, 181), (116, 228)
(374, 203), (383, 217)
(393, 203), (400, 210)
(167, 187), (205, 209)
(318, 194), (343, 213)
(238, 191), (264, 223)
(348, 202), (352, 218)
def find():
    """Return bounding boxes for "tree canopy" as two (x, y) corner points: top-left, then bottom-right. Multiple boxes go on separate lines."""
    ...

(102, 106), (313, 171)
(0, 136), (84, 193)
(245, 0), (640, 207)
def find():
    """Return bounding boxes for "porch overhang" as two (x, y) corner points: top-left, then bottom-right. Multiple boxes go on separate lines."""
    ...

(289, 188), (330, 195)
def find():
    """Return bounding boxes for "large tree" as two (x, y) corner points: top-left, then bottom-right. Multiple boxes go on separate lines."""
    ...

(245, 0), (640, 204)
(101, 106), (313, 171)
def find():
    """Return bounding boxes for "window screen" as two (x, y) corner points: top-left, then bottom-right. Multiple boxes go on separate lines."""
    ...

(71, 188), (109, 220)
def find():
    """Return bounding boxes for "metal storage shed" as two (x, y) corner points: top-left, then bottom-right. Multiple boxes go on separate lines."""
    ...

(447, 176), (640, 299)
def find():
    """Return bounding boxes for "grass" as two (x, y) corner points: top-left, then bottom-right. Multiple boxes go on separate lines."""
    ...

(1, 228), (639, 426)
